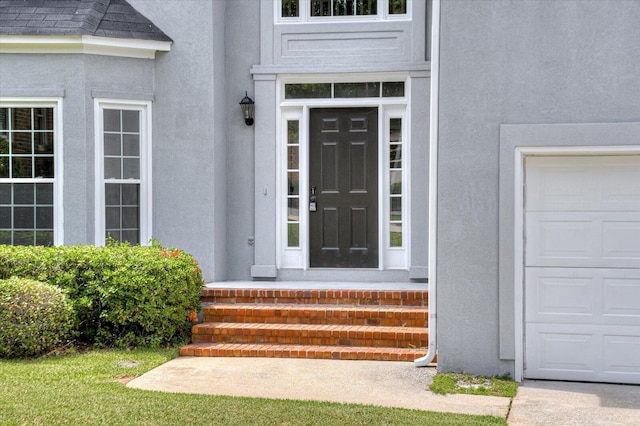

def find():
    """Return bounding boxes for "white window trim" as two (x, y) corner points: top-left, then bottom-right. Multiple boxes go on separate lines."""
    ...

(275, 0), (412, 23)
(0, 97), (64, 245)
(513, 145), (640, 382)
(276, 74), (410, 270)
(94, 99), (152, 246)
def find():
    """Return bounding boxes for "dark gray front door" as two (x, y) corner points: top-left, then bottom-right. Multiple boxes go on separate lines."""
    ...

(309, 108), (378, 268)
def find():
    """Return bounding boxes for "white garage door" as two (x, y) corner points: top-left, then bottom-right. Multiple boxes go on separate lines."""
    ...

(524, 155), (640, 384)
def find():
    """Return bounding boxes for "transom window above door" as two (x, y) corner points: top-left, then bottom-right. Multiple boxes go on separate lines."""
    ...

(279, 0), (409, 21)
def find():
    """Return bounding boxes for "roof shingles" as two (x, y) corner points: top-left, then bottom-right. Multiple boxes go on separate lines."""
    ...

(0, 0), (172, 41)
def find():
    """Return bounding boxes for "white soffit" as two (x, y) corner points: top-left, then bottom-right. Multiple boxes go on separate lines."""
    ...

(0, 35), (171, 59)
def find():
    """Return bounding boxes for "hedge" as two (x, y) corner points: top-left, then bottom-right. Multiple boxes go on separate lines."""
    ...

(0, 242), (204, 348)
(0, 277), (74, 358)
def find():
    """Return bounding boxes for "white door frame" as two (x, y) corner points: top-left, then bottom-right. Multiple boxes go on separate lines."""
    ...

(513, 145), (640, 382)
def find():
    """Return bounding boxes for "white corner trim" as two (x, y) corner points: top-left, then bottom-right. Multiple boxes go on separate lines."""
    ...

(0, 35), (171, 59)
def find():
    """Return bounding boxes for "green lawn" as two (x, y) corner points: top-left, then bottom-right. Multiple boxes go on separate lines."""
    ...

(0, 348), (506, 425)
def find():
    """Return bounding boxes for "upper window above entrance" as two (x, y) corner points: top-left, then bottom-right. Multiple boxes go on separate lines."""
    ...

(279, 0), (409, 21)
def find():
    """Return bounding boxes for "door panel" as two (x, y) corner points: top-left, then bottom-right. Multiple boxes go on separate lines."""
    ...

(309, 108), (378, 268)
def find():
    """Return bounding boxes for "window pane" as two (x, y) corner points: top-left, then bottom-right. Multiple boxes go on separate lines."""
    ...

(0, 108), (7, 130)
(334, 82), (380, 98)
(288, 146), (299, 170)
(390, 144), (402, 169)
(0, 184), (9, 204)
(334, 0), (352, 16)
(122, 158), (140, 179)
(34, 108), (54, 131)
(13, 108), (32, 130)
(390, 118), (402, 142)
(287, 223), (300, 247)
(35, 206), (53, 228)
(123, 134), (140, 156)
(105, 184), (120, 205)
(285, 83), (331, 99)
(0, 158), (8, 178)
(13, 156), (33, 178)
(0, 134), (8, 154)
(104, 133), (121, 156)
(36, 183), (53, 205)
(356, 0), (376, 15)
(390, 171), (402, 194)
(35, 132), (54, 154)
(104, 109), (120, 132)
(121, 230), (139, 245)
(106, 207), (120, 229)
(122, 110), (140, 133)
(282, 0), (299, 17)
(14, 207), (34, 228)
(311, 0), (331, 16)
(383, 82), (405, 97)
(35, 231), (53, 246)
(104, 158), (121, 179)
(0, 207), (10, 228)
(34, 157), (54, 178)
(121, 185), (139, 206)
(288, 172), (299, 195)
(390, 224), (402, 247)
(390, 196), (402, 219)
(288, 198), (300, 221)
(14, 230), (34, 246)
(121, 207), (139, 229)
(388, 0), (406, 14)
(15, 184), (33, 204)
(0, 230), (10, 244)
(12, 132), (32, 154)
(288, 121), (299, 144)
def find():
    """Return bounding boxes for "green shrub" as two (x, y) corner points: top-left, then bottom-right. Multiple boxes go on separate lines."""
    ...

(0, 277), (74, 358)
(0, 243), (204, 348)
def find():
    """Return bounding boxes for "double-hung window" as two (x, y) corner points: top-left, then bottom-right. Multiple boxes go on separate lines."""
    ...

(94, 100), (151, 246)
(0, 101), (62, 245)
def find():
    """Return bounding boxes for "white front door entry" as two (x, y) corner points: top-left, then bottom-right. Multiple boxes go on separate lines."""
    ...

(524, 155), (640, 384)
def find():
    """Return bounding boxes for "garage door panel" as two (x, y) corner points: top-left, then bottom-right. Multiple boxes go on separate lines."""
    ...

(527, 268), (640, 325)
(603, 334), (640, 375)
(526, 212), (640, 268)
(526, 268), (595, 321)
(527, 155), (640, 212)
(526, 324), (640, 383)
(526, 324), (597, 374)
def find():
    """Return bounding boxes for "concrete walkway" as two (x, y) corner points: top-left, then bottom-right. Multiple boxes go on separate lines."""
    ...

(127, 357), (640, 424)
(127, 357), (509, 417)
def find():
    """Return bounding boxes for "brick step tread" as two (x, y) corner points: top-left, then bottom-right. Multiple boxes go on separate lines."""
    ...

(180, 343), (428, 362)
(191, 322), (428, 346)
(202, 304), (428, 327)
(201, 288), (428, 307)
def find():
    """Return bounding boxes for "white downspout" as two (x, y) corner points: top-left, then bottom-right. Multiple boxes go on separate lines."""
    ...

(415, 0), (440, 367)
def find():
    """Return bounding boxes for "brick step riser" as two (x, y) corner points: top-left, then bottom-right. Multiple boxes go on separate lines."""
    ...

(202, 297), (427, 306)
(181, 343), (427, 362)
(192, 333), (427, 348)
(202, 314), (428, 328)
(201, 289), (428, 307)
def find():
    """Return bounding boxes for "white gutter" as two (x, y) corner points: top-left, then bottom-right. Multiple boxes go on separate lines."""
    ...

(415, 0), (440, 368)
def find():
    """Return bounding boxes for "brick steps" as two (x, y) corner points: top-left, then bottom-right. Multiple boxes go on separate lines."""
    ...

(191, 322), (428, 347)
(180, 343), (427, 362)
(202, 304), (428, 327)
(182, 287), (429, 362)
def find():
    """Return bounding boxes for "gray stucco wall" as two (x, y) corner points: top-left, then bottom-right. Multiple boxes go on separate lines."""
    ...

(436, 0), (640, 376)
(129, 0), (226, 281)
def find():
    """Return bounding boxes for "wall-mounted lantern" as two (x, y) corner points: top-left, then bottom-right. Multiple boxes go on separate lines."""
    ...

(239, 92), (255, 126)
